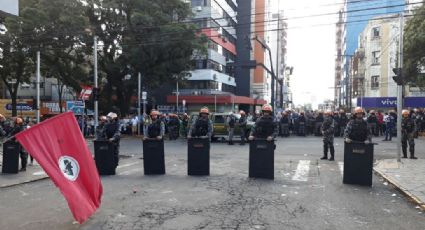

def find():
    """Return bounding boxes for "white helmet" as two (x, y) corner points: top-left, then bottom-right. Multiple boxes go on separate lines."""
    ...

(107, 112), (118, 119)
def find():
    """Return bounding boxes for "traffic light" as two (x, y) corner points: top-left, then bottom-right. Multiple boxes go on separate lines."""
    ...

(32, 99), (38, 110)
(392, 68), (403, 85)
(92, 87), (100, 101)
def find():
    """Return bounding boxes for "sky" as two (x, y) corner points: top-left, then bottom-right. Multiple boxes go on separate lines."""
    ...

(273, 0), (343, 109)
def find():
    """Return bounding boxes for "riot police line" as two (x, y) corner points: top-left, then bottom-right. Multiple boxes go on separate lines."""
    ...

(0, 105), (415, 187)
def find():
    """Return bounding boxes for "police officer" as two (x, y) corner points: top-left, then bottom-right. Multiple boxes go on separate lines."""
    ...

(102, 112), (121, 167)
(95, 116), (108, 140)
(227, 112), (236, 145)
(344, 107), (371, 144)
(167, 113), (180, 140)
(8, 117), (27, 171)
(338, 110), (349, 137)
(238, 110), (248, 145)
(401, 110), (417, 159)
(280, 112), (290, 137)
(181, 113), (190, 138)
(321, 110), (335, 161)
(297, 112), (306, 136)
(248, 105), (278, 141)
(143, 110), (165, 140)
(188, 107), (213, 139)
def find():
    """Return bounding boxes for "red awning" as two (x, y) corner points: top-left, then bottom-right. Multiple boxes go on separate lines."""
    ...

(167, 95), (267, 105)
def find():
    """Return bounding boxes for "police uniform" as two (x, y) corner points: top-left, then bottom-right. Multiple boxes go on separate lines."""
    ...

(167, 115), (180, 140)
(344, 118), (371, 143)
(321, 116), (335, 160)
(280, 114), (290, 137)
(250, 116), (278, 139)
(98, 119), (121, 167)
(297, 114), (306, 136)
(145, 118), (165, 139)
(188, 116), (213, 139)
(238, 114), (248, 145)
(227, 114), (236, 145)
(8, 123), (27, 171)
(402, 117), (416, 159)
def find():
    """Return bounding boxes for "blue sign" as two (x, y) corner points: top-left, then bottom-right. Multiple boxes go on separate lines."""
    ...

(66, 101), (85, 115)
(5, 103), (32, 111)
(357, 97), (425, 108)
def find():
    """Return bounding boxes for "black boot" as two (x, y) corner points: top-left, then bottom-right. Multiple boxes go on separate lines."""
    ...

(329, 145), (335, 161)
(402, 149), (408, 158)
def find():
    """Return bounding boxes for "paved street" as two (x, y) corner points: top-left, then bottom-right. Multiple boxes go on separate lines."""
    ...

(1, 136), (425, 230)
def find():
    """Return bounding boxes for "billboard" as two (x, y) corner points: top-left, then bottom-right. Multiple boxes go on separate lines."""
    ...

(357, 97), (425, 108)
(0, 99), (35, 117)
(66, 101), (85, 115)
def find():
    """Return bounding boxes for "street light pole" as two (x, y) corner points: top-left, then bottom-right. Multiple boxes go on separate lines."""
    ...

(138, 72), (141, 136)
(396, 13), (404, 162)
(94, 36), (99, 134)
(36, 51), (41, 123)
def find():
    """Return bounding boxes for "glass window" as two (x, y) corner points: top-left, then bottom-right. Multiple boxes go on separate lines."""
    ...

(371, 75), (379, 89)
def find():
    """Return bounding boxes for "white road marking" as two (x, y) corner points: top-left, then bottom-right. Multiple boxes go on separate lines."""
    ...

(338, 162), (344, 176)
(292, 160), (310, 182)
(117, 162), (139, 169)
(119, 168), (142, 176)
(32, 171), (46, 176)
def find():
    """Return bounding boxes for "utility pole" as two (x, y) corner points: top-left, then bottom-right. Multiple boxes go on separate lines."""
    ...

(36, 51), (41, 123)
(396, 13), (404, 162)
(275, 10), (281, 109)
(138, 72), (141, 136)
(176, 80), (179, 113)
(94, 36), (99, 134)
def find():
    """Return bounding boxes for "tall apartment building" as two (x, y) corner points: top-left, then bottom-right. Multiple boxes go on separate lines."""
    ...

(335, 9), (346, 107)
(166, 0), (268, 113)
(339, 0), (404, 108)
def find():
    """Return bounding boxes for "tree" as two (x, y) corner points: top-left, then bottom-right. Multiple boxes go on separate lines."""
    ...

(404, 4), (425, 87)
(0, 1), (37, 116)
(85, 0), (206, 115)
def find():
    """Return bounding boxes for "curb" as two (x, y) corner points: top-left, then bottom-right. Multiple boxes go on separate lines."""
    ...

(0, 175), (49, 189)
(374, 167), (425, 210)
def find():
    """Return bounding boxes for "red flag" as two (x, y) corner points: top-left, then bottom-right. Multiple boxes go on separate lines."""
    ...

(15, 112), (102, 224)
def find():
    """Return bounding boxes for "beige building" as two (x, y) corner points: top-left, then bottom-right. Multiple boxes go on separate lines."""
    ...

(356, 15), (400, 98)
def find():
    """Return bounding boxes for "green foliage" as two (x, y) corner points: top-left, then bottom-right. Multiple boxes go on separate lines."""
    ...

(85, 0), (206, 115)
(404, 4), (425, 87)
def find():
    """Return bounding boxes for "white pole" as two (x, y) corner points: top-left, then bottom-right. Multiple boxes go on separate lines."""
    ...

(36, 51), (41, 123)
(94, 36), (99, 134)
(215, 94), (217, 113)
(138, 72), (141, 136)
(396, 13), (403, 162)
(176, 80), (179, 113)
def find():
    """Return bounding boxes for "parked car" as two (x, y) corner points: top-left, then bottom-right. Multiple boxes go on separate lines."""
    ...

(189, 113), (254, 142)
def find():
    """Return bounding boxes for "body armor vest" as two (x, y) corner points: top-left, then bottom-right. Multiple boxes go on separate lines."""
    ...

(255, 117), (275, 138)
(349, 119), (368, 142)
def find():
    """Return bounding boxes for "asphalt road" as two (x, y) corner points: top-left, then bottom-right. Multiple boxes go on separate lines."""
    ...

(0, 136), (424, 230)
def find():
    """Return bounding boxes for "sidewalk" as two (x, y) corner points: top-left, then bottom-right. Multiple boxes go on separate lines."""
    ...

(0, 161), (48, 188)
(374, 158), (425, 209)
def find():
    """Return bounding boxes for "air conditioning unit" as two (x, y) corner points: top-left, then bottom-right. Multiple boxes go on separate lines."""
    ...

(195, 6), (202, 12)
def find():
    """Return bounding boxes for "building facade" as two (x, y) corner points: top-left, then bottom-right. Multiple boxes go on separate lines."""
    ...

(339, 0), (405, 109)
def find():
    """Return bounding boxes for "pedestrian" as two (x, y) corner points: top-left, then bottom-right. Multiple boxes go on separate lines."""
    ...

(377, 111), (384, 136)
(180, 113), (189, 138)
(131, 115), (139, 136)
(367, 110), (378, 136)
(143, 110), (165, 140)
(238, 110), (248, 145)
(383, 111), (396, 141)
(344, 107), (371, 144)
(8, 117), (28, 171)
(248, 104), (278, 142)
(188, 107), (213, 139)
(333, 111), (340, 137)
(401, 110), (417, 159)
(95, 116), (108, 140)
(320, 110), (335, 161)
(315, 111), (324, 136)
(226, 112), (236, 145)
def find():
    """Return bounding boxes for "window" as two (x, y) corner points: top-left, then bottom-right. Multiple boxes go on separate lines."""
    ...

(372, 27), (380, 38)
(372, 51), (380, 65)
(371, 75), (379, 89)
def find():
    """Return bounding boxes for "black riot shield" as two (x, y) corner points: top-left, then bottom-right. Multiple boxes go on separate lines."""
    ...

(249, 139), (274, 179)
(343, 142), (374, 186)
(143, 139), (166, 175)
(94, 140), (117, 175)
(2, 141), (21, 174)
(188, 138), (210, 176)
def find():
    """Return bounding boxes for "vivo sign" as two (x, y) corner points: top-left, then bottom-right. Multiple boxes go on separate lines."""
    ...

(357, 97), (425, 108)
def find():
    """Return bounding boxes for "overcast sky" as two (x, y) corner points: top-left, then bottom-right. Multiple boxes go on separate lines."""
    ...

(274, 0), (342, 109)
